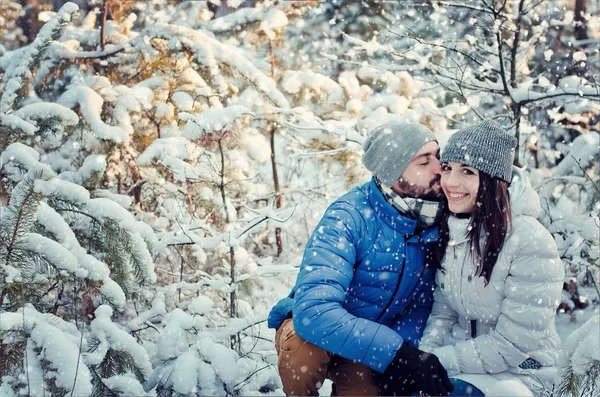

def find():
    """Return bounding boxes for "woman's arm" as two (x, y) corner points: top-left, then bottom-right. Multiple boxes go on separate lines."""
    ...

(419, 283), (459, 352)
(431, 220), (563, 374)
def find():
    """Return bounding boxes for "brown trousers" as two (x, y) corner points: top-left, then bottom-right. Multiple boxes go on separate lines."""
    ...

(275, 318), (380, 396)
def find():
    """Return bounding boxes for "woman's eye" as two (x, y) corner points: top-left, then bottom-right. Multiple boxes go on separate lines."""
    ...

(463, 169), (475, 175)
(441, 164), (451, 171)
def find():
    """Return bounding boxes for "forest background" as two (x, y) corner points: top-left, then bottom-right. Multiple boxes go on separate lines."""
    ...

(0, 0), (598, 396)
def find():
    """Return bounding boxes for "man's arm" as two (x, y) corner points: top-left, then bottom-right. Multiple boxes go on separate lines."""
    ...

(292, 202), (405, 373)
(390, 267), (436, 347)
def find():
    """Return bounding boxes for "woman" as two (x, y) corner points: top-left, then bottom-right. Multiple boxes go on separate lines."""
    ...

(419, 120), (563, 397)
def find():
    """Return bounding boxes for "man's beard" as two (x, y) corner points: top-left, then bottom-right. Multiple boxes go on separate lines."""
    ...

(395, 176), (444, 201)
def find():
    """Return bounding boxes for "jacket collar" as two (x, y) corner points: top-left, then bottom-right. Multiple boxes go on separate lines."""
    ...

(447, 215), (471, 245)
(366, 178), (439, 241)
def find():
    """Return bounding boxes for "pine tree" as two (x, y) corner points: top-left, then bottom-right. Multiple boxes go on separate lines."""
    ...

(0, 5), (157, 396)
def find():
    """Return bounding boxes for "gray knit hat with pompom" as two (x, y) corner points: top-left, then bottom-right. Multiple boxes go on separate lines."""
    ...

(362, 122), (437, 187)
(441, 119), (517, 182)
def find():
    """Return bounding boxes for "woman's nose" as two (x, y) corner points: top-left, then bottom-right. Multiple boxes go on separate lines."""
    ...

(445, 171), (460, 186)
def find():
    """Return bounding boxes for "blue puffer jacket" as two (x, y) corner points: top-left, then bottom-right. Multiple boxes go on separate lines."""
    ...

(268, 178), (439, 372)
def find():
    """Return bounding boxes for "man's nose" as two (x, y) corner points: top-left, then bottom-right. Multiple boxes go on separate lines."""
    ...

(432, 159), (442, 175)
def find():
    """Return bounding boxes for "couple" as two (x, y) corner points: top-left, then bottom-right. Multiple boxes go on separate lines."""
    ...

(268, 120), (563, 396)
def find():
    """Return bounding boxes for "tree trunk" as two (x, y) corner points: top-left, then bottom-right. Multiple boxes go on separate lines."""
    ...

(512, 104), (522, 167)
(19, 0), (40, 43)
(574, 0), (588, 42)
(217, 137), (241, 353)
(100, 0), (110, 50)
(268, 41), (283, 256)
(509, 0), (525, 88)
(270, 124), (283, 257)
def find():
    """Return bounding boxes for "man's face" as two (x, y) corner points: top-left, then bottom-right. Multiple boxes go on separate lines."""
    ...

(392, 141), (444, 201)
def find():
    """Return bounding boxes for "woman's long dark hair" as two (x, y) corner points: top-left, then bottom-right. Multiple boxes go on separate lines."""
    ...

(433, 172), (512, 283)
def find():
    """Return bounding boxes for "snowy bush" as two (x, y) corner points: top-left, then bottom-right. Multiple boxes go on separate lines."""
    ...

(556, 315), (600, 397)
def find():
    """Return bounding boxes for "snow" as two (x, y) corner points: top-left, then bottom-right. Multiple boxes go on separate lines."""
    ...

(24, 340), (44, 396)
(30, 320), (93, 396)
(188, 295), (214, 315)
(1, 306), (94, 396)
(87, 198), (137, 230)
(19, 233), (80, 274)
(173, 350), (200, 394)
(282, 70), (344, 106)
(207, 8), (266, 33)
(182, 105), (253, 139)
(155, 309), (195, 360)
(573, 51), (587, 62)
(87, 305), (153, 380)
(102, 375), (148, 396)
(155, 103), (174, 119)
(0, 114), (36, 135)
(0, 2), (79, 114)
(58, 86), (127, 143)
(87, 198), (157, 283)
(94, 189), (133, 209)
(582, 214), (600, 242)
(172, 91), (195, 111)
(561, 315), (600, 375)
(34, 201), (128, 306)
(138, 137), (197, 165)
(13, 102), (79, 126)
(242, 132), (271, 163)
(552, 132), (599, 177)
(128, 294), (166, 331)
(34, 178), (90, 205)
(197, 338), (240, 387)
(0, 142), (40, 169)
(141, 24), (289, 108)
(179, 68), (208, 88)
(260, 8), (289, 40)
(100, 278), (128, 308)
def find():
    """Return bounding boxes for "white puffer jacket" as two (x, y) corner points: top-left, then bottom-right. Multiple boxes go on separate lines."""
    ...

(419, 168), (563, 396)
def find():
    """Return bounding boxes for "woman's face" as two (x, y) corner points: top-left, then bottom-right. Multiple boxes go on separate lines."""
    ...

(440, 161), (480, 214)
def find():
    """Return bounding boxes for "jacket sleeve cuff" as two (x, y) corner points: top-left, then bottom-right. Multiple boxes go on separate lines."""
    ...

(433, 345), (460, 375)
(419, 343), (436, 353)
(365, 328), (404, 373)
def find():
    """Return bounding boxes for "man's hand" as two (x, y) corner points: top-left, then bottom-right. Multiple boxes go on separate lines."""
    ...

(377, 342), (454, 396)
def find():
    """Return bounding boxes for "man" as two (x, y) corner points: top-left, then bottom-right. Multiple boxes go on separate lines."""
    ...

(268, 122), (454, 396)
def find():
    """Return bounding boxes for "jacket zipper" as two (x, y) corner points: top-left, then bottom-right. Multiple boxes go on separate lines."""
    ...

(455, 245), (467, 315)
(455, 243), (475, 335)
(376, 261), (406, 322)
(451, 226), (477, 339)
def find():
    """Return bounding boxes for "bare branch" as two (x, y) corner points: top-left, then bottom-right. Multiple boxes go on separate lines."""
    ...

(59, 44), (127, 60)
(494, 17), (515, 103)
(571, 155), (600, 195)
(432, 0), (489, 12)
(509, 0), (526, 88)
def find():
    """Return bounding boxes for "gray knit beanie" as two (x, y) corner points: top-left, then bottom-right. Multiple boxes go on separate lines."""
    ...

(362, 122), (437, 187)
(441, 119), (517, 182)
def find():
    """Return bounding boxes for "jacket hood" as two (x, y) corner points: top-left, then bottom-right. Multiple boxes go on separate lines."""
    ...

(509, 167), (540, 218)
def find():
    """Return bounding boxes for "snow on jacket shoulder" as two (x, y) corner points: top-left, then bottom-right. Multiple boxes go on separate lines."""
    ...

(419, 168), (563, 394)
(268, 178), (439, 372)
